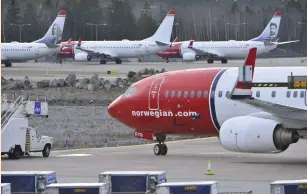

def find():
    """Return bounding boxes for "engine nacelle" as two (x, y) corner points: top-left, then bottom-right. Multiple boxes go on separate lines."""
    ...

(58, 45), (74, 58)
(74, 52), (92, 61)
(219, 116), (300, 153)
(182, 52), (200, 61)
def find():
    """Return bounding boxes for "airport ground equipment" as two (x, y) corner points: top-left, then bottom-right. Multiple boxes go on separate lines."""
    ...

(156, 181), (218, 194)
(1, 171), (57, 194)
(1, 183), (11, 194)
(44, 183), (108, 194)
(270, 179), (307, 194)
(1, 93), (53, 159)
(98, 171), (167, 194)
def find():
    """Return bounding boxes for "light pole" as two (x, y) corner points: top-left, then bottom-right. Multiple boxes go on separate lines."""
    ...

(10, 23), (31, 42)
(86, 23), (107, 41)
(227, 22), (246, 40)
(214, 17), (227, 40)
(298, 22), (307, 26)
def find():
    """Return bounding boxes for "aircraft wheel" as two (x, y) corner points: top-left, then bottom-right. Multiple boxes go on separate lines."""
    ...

(100, 59), (107, 64)
(153, 144), (162, 155)
(115, 59), (122, 64)
(207, 58), (214, 63)
(166, 58), (169, 63)
(221, 58), (228, 63)
(5, 61), (12, 67)
(160, 144), (168, 155)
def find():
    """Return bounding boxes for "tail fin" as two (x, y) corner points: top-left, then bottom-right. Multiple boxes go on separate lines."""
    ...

(34, 10), (67, 45)
(250, 11), (282, 41)
(142, 10), (176, 43)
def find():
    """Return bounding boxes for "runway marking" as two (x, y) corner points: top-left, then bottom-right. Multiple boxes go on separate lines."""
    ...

(53, 137), (218, 153)
(56, 154), (93, 157)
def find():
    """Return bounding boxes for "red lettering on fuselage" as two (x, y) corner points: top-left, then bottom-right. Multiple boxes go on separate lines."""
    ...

(108, 68), (224, 136)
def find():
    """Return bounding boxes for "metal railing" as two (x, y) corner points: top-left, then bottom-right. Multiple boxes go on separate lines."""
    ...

(1, 95), (24, 130)
(219, 190), (252, 194)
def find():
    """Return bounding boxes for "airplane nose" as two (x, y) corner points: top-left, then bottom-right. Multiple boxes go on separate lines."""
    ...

(107, 97), (121, 118)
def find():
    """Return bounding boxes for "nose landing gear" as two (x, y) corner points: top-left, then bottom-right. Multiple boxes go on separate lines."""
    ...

(153, 134), (168, 156)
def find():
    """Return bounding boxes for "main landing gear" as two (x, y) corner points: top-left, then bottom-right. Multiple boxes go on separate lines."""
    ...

(2, 60), (12, 67)
(165, 58), (169, 63)
(153, 134), (168, 156)
(99, 58), (122, 64)
(207, 58), (228, 64)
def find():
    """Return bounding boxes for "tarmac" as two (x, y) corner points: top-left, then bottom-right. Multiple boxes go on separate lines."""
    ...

(2, 57), (307, 194)
(2, 137), (307, 194)
(2, 57), (307, 81)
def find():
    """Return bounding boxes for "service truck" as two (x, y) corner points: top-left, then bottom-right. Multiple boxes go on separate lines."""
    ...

(1, 94), (53, 159)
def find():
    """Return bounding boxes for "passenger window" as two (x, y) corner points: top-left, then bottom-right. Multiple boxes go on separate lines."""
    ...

(256, 91), (260, 98)
(218, 91), (223, 97)
(300, 91), (305, 98)
(177, 91), (182, 98)
(171, 90), (175, 98)
(190, 91), (195, 98)
(204, 91), (208, 98)
(184, 91), (188, 98)
(286, 91), (291, 98)
(293, 91), (298, 98)
(271, 91), (276, 98)
(226, 91), (230, 98)
(165, 91), (169, 98)
(197, 90), (202, 98)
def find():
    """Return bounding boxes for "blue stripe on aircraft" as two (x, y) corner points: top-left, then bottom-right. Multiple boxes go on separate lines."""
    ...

(210, 68), (227, 131)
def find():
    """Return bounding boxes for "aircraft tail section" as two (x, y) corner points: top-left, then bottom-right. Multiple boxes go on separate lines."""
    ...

(250, 11), (281, 41)
(142, 10), (175, 44)
(34, 10), (67, 45)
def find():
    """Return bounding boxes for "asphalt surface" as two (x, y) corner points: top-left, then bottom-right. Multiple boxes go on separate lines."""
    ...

(2, 57), (307, 194)
(2, 137), (307, 194)
(2, 57), (307, 81)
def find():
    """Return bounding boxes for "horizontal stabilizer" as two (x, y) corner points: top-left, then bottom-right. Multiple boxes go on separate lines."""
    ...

(276, 40), (300, 45)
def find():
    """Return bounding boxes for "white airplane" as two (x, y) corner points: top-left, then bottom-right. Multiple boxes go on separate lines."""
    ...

(72, 10), (176, 64)
(157, 11), (300, 64)
(1, 10), (67, 67)
(107, 47), (307, 156)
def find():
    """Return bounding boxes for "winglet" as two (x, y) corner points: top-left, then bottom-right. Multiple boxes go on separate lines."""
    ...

(77, 37), (83, 47)
(228, 47), (257, 100)
(67, 38), (72, 44)
(188, 40), (194, 48)
(173, 36), (178, 43)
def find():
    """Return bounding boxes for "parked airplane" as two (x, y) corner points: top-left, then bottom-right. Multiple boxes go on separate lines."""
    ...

(108, 48), (307, 156)
(1, 10), (67, 67)
(57, 10), (176, 64)
(157, 11), (299, 64)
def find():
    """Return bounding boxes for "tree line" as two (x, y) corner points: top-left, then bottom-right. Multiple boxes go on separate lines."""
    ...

(1, 0), (307, 53)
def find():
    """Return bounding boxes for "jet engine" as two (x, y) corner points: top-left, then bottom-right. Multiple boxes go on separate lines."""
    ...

(182, 52), (201, 61)
(58, 44), (74, 58)
(219, 116), (300, 153)
(74, 52), (92, 61)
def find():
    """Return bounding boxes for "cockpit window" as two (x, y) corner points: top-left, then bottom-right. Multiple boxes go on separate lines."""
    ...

(123, 87), (137, 97)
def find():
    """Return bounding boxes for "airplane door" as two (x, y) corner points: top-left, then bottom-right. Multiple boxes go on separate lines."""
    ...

(148, 77), (164, 110)
(145, 44), (149, 52)
(35, 47), (39, 56)
(305, 90), (307, 106)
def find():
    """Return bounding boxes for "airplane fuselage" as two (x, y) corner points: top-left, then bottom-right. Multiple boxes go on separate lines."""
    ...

(181, 40), (276, 58)
(108, 67), (307, 137)
(157, 40), (276, 60)
(74, 41), (169, 58)
(1, 43), (60, 61)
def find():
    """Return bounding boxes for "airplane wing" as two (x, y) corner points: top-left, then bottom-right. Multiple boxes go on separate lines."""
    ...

(227, 47), (307, 119)
(187, 40), (219, 57)
(75, 37), (117, 58)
